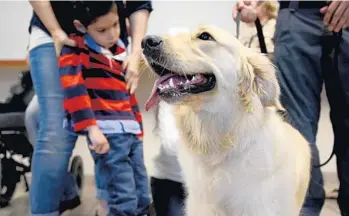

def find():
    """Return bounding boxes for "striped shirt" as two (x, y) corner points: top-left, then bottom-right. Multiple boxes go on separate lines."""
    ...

(58, 34), (143, 138)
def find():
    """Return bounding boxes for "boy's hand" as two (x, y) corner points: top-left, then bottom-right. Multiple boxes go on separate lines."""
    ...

(51, 29), (76, 57)
(87, 126), (110, 154)
(123, 53), (141, 94)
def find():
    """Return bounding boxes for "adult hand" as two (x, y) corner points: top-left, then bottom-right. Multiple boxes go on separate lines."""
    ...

(51, 29), (76, 57)
(320, 1), (349, 32)
(123, 53), (141, 94)
(233, 0), (258, 23)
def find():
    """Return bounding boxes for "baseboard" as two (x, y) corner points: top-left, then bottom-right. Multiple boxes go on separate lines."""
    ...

(0, 60), (29, 70)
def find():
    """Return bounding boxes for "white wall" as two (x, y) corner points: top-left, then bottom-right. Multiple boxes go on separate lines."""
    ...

(0, 1), (32, 60)
(147, 1), (235, 35)
(0, 1), (235, 60)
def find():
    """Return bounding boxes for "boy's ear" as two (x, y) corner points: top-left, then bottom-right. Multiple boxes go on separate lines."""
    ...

(73, 20), (87, 34)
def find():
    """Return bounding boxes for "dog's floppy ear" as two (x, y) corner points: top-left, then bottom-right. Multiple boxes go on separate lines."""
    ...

(240, 52), (284, 110)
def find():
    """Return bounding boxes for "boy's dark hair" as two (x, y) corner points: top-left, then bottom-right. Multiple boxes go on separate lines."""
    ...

(72, 1), (117, 27)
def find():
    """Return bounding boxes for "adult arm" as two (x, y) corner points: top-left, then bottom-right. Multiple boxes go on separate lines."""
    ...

(127, 1), (153, 55)
(29, 0), (61, 35)
(123, 1), (153, 94)
(28, 0), (76, 55)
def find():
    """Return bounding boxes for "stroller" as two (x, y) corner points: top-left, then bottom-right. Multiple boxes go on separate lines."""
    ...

(0, 71), (84, 207)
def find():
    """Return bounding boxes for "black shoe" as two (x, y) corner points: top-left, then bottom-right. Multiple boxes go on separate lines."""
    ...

(59, 196), (81, 214)
(147, 203), (156, 216)
(138, 203), (156, 216)
(0, 196), (9, 208)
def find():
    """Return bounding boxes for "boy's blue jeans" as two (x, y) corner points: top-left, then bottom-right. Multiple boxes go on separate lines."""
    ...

(87, 133), (151, 216)
(65, 131), (152, 216)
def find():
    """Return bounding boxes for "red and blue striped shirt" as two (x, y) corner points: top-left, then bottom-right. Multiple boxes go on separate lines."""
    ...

(58, 34), (143, 138)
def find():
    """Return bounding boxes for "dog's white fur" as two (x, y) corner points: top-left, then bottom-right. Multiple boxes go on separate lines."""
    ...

(143, 25), (311, 216)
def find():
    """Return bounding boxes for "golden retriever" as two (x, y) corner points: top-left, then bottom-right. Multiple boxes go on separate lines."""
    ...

(141, 25), (311, 216)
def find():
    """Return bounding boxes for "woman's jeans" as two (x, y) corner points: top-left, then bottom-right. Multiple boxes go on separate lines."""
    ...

(28, 43), (78, 216)
(27, 43), (108, 215)
(25, 96), (109, 200)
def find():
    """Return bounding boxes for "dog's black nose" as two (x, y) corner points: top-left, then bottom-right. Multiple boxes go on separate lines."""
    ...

(142, 36), (163, 50)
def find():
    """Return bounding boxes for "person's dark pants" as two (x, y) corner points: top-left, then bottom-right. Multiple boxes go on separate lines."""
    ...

(150, 177), (186, 216)
(274, 7), (349, 216)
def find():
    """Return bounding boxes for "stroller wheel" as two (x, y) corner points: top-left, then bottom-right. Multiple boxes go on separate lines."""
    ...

(70, 156), (84, 196)
(0, 158), (20, 208)
(0, 182), (16, 208)
(0, 195), (9, 208)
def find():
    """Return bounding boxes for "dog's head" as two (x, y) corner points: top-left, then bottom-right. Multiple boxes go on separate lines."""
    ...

(142, 25), (282, 114)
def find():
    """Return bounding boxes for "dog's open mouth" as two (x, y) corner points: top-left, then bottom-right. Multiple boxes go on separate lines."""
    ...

(145, 62), (216, 111)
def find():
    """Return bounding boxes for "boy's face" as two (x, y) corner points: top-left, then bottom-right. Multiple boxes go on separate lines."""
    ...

(87, 11), (120, 49)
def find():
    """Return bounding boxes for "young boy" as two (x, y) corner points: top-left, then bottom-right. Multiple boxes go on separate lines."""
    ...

(58, 1), (150, 215)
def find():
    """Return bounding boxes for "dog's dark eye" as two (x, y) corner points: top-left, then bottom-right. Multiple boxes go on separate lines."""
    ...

(198, 32), (214, 41)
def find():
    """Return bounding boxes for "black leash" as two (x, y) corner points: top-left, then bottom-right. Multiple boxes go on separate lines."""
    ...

(236, 12), (241, 38)
(235, 11), (267, 54)
(255, 18), (268, 54)
(314, 30), (343, 168)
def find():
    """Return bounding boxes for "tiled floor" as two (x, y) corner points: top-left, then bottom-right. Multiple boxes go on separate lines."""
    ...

(0, 173), (341, 216)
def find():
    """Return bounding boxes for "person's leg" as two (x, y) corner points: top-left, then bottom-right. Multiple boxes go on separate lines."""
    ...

(28, 43), (77, 216)
(323, 29), (349, 216)
(151, 177), (185, 216)
(167, 181), (185, 216)
(25, 93), (80, 213)
(59, 131), (81, 214)
(100, 134), (138, 216)
(273, 9), (325, 215)
(25, 94), (39, 145)
(128, 135), (151, 215)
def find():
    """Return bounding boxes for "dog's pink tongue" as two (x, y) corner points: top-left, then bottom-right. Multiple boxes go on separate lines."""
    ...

(145, 77), (163, 111)
(145, 74), (177, 111)
(145, 84), (160, 111)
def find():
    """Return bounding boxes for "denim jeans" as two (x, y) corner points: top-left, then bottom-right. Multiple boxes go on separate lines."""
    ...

(88, 133), (151, 216)
(274, 8), (349, 215)
(25, 94), (109, 202)
(28, 43), (78, 216)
